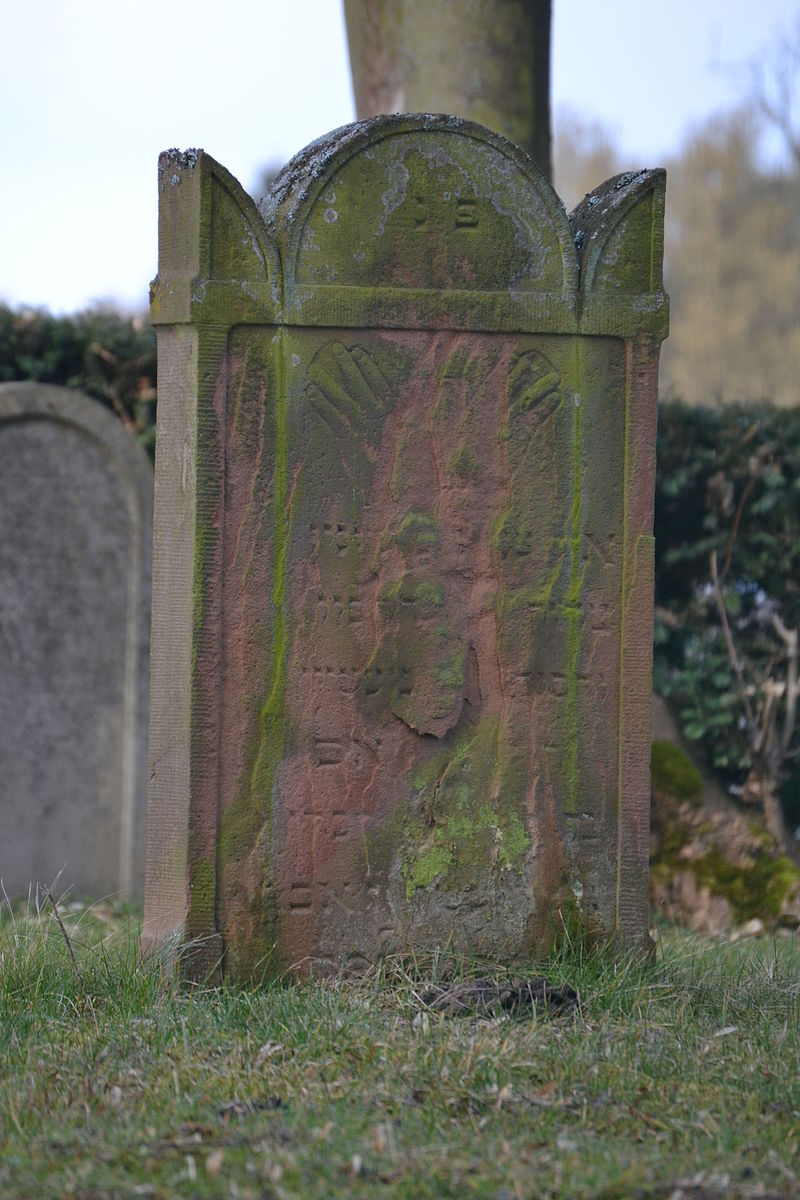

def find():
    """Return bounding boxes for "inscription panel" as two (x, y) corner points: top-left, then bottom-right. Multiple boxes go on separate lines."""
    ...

(215, 328), (627, 965)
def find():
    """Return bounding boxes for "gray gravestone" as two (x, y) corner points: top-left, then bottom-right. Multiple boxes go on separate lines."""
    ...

(0, 383), (152, 898)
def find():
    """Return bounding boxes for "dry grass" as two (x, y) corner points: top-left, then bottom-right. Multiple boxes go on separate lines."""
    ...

(1, 897), (799, 1199)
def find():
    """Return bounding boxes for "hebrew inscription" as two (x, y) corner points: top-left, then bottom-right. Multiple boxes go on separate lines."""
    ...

(251, 328), (629, 965)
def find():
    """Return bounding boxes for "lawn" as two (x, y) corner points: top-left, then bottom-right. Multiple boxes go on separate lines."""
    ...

(1, 897), (798, 1199)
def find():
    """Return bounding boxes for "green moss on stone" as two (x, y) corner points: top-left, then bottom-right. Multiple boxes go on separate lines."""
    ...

(436, 346), (478, 386)
(492, 553), (564, 622)
(394, 509), (439, 553)
(447, 444), (479, 480)
(378, 576), (444, 617)
(404, 844), (453, 894)
(564, 381), (584, 816)
(489, 508), (509, 552)
(691, 849), (800, 923)
(415, 580), (444, 613)
(216, 334), (294, 979)
(649, 816), (692, 886)
(186, 856), (216, 933)
(490, 806), (529, 862)
(403, 716), (530, 898)
(651, 740), (703, 805)
(436, 646), (465, 689)
(377, 578), (404, 610)
(659, 818), (692, 862)
(651, 806), (800, 924)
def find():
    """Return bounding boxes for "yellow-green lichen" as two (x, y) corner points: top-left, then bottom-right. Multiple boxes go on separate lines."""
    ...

(436, 646), (465, 689)
(489, 508), (510, 552)
(378, 578), (404, 609)
(405, 844), (452, 894)
(393, 509), (439, 553)
(415, 580), (444, 613)
(379, 576), (444, 616)
(403, 716), (530, 898)
(492, 558), (565, 624)
(564, 369), (585, 816)
(216, 332), (293, 978)
(692, 849), (800, 923)
(186, 856), (216, 934)
(447, 444), (479, 480)
(650, 808), (800, 925)
(443, 347), (476, 380)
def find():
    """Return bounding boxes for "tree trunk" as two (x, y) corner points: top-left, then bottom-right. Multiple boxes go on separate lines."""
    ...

(343, 0), (552, 179)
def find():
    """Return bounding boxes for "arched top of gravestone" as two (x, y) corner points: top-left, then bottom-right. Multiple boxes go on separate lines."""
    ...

(569, 168), (667, 297)
(0, 383), (154, 519)
(259, 114), (579, 297)
(151, 150), (281, 325)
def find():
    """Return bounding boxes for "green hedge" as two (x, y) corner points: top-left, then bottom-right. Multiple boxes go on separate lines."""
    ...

(654, 400), (800, 827)
(0, 305), (156, 456)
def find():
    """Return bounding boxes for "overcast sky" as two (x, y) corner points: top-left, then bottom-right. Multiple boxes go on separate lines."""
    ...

(1, 0), (796, 313)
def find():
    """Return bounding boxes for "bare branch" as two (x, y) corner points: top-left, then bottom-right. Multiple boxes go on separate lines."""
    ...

(750, 19), (800, 172)
(720, 468), (760, 581)
(709, 551), (757, 736)
(771, 611), (800, 754)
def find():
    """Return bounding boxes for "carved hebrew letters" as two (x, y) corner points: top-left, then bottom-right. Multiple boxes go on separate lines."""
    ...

(144, 117), (667, 978)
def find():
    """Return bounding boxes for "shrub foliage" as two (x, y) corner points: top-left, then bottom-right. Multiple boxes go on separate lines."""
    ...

(655, 400), (800, 829)
(0, 304), (156, 455)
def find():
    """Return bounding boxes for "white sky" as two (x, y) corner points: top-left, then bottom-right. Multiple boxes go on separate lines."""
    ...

(1, 0), (797, 313)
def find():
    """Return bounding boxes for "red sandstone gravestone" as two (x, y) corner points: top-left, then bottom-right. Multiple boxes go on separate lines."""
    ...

(143, 115), (667, 978)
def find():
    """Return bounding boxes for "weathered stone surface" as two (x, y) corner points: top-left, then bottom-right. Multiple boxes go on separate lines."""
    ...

(0, 383), (152, 898)
(143, 116), (668, 978)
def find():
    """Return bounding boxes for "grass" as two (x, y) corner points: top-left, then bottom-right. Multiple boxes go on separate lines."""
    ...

(1, 898), (799, 1199)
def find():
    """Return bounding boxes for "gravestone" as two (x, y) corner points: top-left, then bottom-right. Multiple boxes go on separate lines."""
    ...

(0, 383), (152, 898)
(143, 115), (667, 978)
